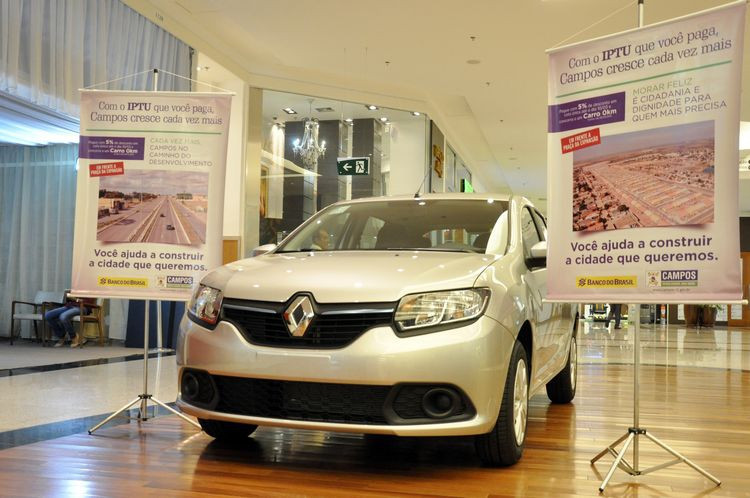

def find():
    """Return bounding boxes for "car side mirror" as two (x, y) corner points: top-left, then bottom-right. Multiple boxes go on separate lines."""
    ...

(526, 240), (547, 268)
(251, 243), (277, 257)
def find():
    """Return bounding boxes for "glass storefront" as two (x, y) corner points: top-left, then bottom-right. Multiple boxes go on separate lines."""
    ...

(258, 90), (429, 245)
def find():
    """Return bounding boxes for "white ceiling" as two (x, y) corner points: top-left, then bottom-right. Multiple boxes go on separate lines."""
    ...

(125, 0), (750, 207)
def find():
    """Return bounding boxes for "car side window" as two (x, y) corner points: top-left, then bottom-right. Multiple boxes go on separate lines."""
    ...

(520, 208), (542, 259)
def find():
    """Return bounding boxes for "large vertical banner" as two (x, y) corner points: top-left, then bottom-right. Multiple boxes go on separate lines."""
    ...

(72, 91), (232, 300)
(546, 1), (745, 302)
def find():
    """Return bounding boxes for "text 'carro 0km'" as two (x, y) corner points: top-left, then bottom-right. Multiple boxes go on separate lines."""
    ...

(178, 194), (578, 466)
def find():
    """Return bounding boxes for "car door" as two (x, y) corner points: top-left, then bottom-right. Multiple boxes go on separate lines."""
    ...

(519, 206), (556, 384)
(531, 208), (571, 374)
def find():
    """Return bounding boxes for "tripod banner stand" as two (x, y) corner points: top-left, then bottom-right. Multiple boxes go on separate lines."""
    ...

(69, 69), (233, 432)
(544, 0), (747, 492)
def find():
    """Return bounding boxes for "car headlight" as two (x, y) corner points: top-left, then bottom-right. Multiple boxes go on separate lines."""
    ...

(394, 288), (490, 333)
(187, 284), (223, 327)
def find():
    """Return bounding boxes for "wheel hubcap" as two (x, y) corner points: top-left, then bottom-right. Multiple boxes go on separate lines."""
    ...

(570, 337), (577, 389)
(513, 358), (528, 446)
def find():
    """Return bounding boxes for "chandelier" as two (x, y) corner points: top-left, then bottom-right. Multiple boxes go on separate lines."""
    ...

(293, 118), (326, 169)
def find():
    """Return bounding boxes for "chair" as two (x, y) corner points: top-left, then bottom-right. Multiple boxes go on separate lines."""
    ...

(9, 291), (65, 346)
(375, 224), (431, 249)
(72, 298), (106, 346)
(473, 232), (490, 251)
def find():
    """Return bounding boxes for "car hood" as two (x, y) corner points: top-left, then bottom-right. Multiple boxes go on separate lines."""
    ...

(204, 251), (500, 303)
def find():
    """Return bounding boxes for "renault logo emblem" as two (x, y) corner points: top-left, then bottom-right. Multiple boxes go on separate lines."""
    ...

(283, 295), (314, 337)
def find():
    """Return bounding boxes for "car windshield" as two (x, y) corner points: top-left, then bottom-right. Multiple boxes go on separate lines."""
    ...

(276, 198), (509, 253)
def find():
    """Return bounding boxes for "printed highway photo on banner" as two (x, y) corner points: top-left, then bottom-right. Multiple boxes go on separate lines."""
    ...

(72, 91), (232, 300)
(546, 1), (745, 302)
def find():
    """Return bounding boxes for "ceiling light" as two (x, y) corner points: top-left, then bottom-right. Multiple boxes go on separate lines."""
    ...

(282, 108), (297, 115)
(379, 117), (388, 122)
(365, 104), (378, 110)
(344, 118), (354, 124)
(315, 107), (335, 113)
(411, 111), (421, 116)
(196, 65), (210, 71)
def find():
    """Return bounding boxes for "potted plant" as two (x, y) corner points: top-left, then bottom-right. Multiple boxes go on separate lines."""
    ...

(697, 304), (723, 327)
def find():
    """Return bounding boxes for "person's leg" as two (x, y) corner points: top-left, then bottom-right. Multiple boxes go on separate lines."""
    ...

(45, 307), (68, 339)
(614, 304), (622, 328)
(59, 307), (82, 346)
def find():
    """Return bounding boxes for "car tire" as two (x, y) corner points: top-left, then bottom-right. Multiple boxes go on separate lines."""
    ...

(475, 340), (529, 466)
(545, 329), (577, 404)
(198, 418), (257, 441)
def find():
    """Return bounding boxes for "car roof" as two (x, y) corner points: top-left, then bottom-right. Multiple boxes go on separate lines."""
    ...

(334, 192), (513, 205)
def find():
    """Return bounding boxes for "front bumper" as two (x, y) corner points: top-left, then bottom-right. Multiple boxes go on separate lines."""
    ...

(177, 314), (515, 436)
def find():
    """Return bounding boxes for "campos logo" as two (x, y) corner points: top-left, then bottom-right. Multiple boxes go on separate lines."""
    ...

(650, 270), (698, 287)
(158, 275), (194, 288)
(647, 271), (660, 287)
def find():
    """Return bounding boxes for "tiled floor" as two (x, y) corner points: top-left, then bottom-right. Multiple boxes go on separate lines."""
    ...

(579, 320), (750, 370)
(0, 352), (177, 432)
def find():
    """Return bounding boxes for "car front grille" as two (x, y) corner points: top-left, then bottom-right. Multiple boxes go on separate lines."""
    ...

(213, 375), (391, 424)
(221, 297), (394, 348)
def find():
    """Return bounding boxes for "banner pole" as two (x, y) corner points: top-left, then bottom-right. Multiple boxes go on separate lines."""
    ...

(632, 6), (643, 472)
(140, 301), (150, 418)
(633, 305), (640, 473)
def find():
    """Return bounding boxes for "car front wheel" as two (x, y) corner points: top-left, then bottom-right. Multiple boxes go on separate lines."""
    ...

(199, 418), (258, 441)
(475, 340), (529, 466)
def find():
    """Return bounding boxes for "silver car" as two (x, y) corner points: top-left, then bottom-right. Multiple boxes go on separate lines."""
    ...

(177, 193), (578, 466)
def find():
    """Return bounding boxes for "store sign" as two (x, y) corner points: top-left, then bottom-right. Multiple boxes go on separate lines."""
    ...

(71, 90), (232, 300)
(546, 1), (745, 303)
(337, 157), (370, 175)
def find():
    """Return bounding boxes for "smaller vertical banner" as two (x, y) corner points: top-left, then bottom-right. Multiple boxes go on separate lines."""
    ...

(72, 91), (232, 300)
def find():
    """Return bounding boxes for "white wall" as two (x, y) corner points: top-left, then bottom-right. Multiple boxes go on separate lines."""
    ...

(196, 56), (247, 238)
(387, 118), (427, 195)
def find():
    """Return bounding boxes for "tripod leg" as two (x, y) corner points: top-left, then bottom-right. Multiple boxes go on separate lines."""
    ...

(599, 432), (635, 493)
(591, 432), (629, 464)
(643, 432), (720, 485)
(89, 396), (142, 434)
(149, 397), (201, 429)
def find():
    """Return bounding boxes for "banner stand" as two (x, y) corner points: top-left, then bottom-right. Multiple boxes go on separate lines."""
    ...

(590, 304), (721, 492)
(88, 69), (201, 434)
(89, 292), (200, 433)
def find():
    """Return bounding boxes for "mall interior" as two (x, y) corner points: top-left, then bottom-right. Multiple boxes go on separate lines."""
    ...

(1, 0), (750, 496)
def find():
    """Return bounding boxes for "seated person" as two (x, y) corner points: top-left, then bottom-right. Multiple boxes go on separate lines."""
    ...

(45, 292), (96, 348)
(310, 228), (329, 250)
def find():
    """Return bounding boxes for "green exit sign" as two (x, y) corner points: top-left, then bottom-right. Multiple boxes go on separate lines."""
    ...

(337, 157), (370, 176)
(460, 179), (474, 193)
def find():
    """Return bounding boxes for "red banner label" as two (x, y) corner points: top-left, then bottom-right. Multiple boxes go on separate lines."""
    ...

(89, 161), (124, 177)
(561, 128), (600, 154)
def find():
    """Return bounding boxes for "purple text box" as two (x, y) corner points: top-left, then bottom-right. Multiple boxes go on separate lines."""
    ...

(79, 136), (144, 160)
(548, 92), (625, 133)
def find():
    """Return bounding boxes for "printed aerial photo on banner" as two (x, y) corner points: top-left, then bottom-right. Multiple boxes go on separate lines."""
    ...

(72, 91), (231, 300)
(97, 169), (209, 245)
(546, 1), (745, 302)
